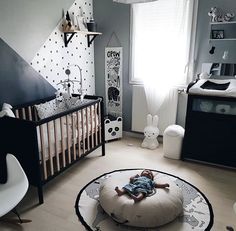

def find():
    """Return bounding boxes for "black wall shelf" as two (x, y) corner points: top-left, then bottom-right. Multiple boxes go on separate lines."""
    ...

(63, 30), (102, 47)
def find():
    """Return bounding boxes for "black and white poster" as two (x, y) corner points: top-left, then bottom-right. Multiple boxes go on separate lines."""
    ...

(105, 47), (122, 117)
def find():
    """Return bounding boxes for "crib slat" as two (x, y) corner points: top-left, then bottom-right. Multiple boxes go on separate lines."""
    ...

(34, 107), (39, 121)
(15, 109), (19, 119)
(95, 103), (98, 146)
(98, 102), (102, 143)
(71, 113), (76, 161)
(22, 108), (26, 120)
(77, 111), (81, 158)
(86, 107), (90, 151)
(39, 125), (48, 180)
(81, 109), (86, 154)
(90, 105), (94, 149)
(47, 122), (54, 176)
(60, 117), (66, 168)
(54, 119), (60, 172)
(66, 115), (71, 164)
(28, 106), (32, 121)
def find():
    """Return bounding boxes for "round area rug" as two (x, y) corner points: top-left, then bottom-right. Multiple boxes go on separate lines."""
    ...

(75, 169), (214, 231)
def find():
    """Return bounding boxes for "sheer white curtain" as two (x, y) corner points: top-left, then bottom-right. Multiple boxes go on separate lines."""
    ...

(131, 0), (196, 116)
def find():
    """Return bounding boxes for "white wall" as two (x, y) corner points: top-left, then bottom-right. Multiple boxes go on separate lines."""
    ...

(31, 0), (95, 95)
(0, 0), (74, 63)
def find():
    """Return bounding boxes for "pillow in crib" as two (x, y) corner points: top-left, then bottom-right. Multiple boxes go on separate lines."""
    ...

(61, 92), (81, 109)
(35, 99), (67, 119)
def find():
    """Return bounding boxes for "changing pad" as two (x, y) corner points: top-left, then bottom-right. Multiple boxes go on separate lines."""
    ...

(188, 79), (236, 97)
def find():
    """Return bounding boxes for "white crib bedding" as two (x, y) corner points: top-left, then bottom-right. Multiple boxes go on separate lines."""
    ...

(189, 79), (236, 97)
(37, 112), (99, 161)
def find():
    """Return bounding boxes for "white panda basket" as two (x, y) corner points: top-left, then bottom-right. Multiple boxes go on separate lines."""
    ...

(104, 116), (123, 141)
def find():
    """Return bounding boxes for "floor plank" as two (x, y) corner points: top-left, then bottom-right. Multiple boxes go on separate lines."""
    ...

(0, 136), (235, 230)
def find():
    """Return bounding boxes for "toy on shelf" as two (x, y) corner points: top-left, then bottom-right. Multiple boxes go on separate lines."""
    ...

(65, 11), (74, 31)
(208, 7), (235, 22)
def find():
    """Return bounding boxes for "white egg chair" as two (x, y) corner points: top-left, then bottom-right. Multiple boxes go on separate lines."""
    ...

(0, 153), (29, 223)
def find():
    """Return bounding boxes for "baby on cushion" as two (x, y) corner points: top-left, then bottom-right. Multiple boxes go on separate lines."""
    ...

(115, 169), (169, 202)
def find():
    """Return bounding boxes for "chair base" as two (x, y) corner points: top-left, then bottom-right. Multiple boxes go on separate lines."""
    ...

(0, 208), (32, 224)
(0, 218), (32, 224)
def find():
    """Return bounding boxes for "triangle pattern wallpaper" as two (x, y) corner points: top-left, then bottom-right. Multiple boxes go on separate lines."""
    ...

(0, 0), (96, 107)
(31, 0), (95, 96)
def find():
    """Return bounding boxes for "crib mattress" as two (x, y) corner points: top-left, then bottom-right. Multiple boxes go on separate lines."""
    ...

(37, 113), (99, 161)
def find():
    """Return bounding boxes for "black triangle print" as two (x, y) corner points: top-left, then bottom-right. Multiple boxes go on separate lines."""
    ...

(0, 38), (56, 107)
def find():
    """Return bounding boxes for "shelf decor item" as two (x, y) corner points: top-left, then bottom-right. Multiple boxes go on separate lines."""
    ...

(65, 11), (74, 31)
(208, 7), (235, 22)
(211, 29), (224, 39)
(76, 16), (88, 32)
(86, 17), (97, 32)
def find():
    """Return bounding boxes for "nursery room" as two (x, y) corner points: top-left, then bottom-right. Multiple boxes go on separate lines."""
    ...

(0, 0), (236, 230)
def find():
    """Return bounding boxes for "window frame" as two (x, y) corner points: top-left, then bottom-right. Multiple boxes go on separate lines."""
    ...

(129, 0), (199, 86)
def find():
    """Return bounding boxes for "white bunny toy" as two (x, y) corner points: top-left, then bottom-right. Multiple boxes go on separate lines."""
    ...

(141, 114), (160, 150)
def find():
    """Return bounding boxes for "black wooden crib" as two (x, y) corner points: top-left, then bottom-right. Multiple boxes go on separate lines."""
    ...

(0, 95), (105, 204)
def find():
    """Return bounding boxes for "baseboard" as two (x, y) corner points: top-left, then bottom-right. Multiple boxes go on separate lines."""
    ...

(123, 131), (143, 139)
(123, 131), (163, 143)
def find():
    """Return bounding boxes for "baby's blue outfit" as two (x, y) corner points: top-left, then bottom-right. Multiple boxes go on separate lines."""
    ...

(123, 176), (155, 197)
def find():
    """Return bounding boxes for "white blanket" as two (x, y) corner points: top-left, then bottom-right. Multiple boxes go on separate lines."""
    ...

(37, 111), (98, 160)
(189, 79), (236, 97)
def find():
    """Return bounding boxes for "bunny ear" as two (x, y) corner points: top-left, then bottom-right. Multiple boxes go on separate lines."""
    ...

(152, 115), (159, 127)
(147, 114), (152, 126)
(2, 103), (12, 110)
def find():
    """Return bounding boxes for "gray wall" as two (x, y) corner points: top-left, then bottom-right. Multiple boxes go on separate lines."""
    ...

(1, 0), (236, 128)
(0, 0), (74, 63)
(94, 0), (236, 132)
(0, 38), (56, 106)
(94, 0), (132, 131)
(0, 0), (75, 106)
(195, 0), (236, 74)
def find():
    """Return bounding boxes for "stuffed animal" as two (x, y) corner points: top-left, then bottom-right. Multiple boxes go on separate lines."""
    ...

(141, 114), (159, 150)
(56, 91), (82, 109)
(199, 72), (211, 79)
(65, 11), (73, 30)
(208, 7), (235, 22)
(208, 7), (224, 22)
(0, 103), (15, 118)
(224, 12), (235, 22)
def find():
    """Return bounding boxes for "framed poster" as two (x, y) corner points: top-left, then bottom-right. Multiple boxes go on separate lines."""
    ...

(211, 30), (224, 39)
(105, 47), (123, 117)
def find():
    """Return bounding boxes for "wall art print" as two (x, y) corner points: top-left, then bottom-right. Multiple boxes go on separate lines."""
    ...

(105, 47), (122, 117)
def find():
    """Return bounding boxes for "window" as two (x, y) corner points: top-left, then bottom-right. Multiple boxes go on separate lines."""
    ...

(130, 0), (198, 86)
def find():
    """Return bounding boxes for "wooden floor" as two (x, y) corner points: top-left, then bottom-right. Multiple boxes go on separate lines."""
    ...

(0, 136), (236, 231)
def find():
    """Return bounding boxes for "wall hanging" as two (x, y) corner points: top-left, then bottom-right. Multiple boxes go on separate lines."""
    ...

(104, 32), (123, 141)
(105, 46), (122, 117)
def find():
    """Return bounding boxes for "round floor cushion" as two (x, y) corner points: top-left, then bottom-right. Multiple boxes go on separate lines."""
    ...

(99, 171), (183, 228)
